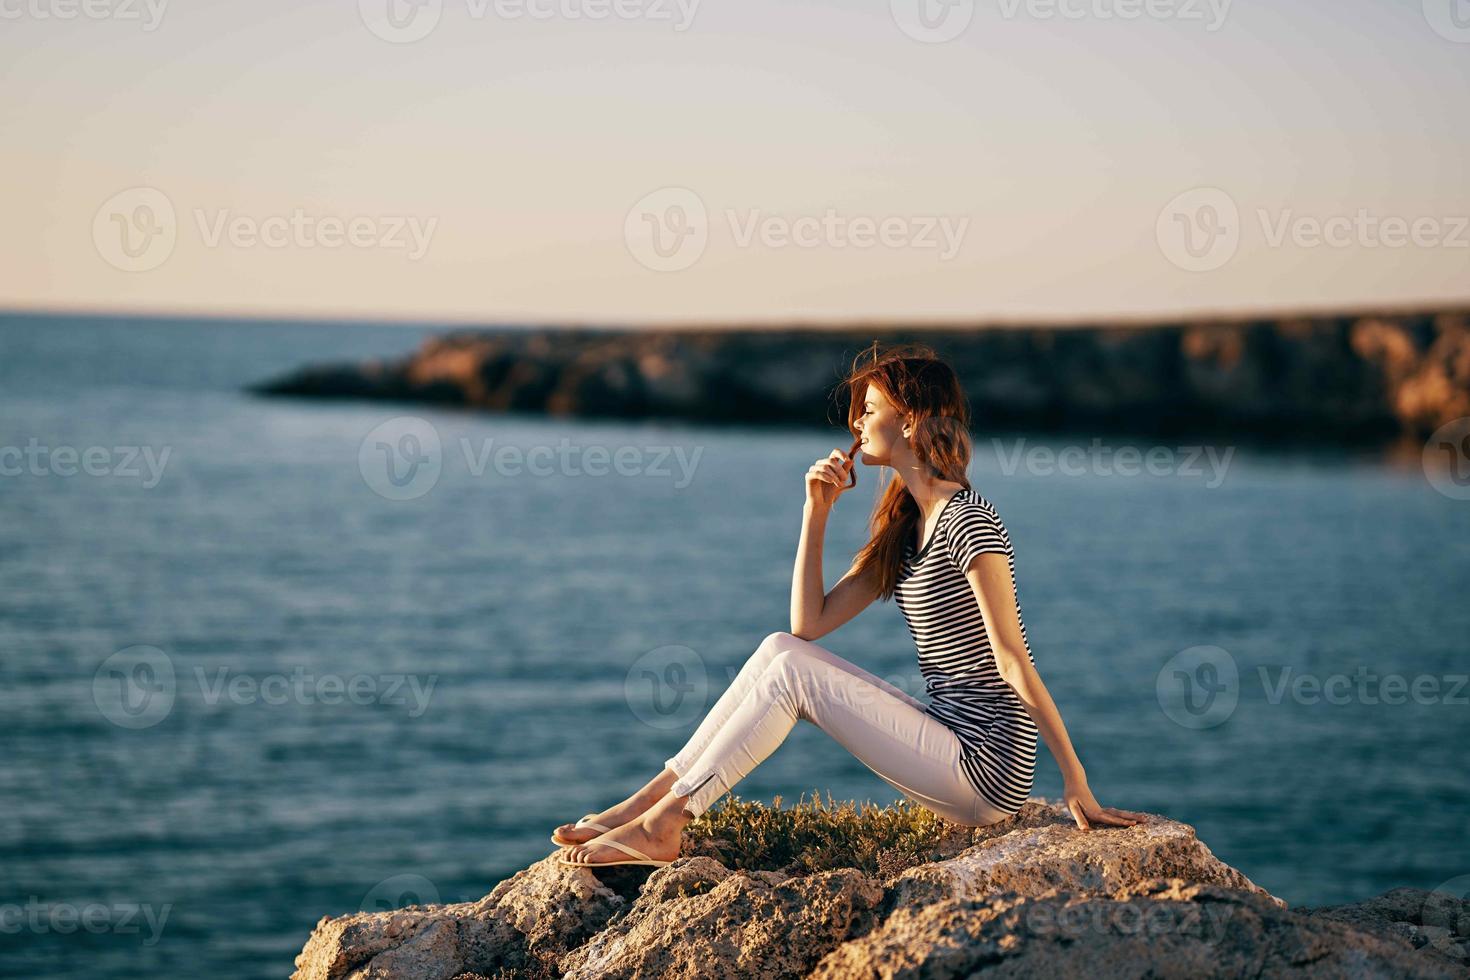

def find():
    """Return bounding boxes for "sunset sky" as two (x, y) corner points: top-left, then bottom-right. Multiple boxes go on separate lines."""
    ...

(3, 0), (1467, 325)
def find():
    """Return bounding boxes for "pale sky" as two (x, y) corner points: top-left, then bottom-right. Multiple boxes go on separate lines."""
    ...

(2, 0), (1467, 325)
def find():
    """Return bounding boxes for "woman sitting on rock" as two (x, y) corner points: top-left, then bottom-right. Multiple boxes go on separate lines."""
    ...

(558, 341), (1143, 869)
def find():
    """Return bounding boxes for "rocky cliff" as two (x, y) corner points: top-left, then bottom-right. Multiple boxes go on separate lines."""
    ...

(251, 308), (1470, 444)
(292, 801), (1468, 979)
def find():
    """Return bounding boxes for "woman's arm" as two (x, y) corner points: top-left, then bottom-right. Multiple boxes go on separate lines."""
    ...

(791, 499), (830, 635)
(791, 450), (878, 641)
(962, 552), (1146, 830)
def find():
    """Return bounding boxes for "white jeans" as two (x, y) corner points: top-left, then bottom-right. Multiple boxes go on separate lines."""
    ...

(663, 631), (1013, 827)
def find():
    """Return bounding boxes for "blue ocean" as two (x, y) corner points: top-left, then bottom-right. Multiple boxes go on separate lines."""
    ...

(2, 313), (1467, 978)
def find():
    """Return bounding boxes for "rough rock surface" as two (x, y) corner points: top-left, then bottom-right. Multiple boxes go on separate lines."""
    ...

(291, 801), (1470, 979)
(251, 309), (1470, 444)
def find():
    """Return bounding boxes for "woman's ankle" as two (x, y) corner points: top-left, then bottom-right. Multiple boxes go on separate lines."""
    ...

(601, 772), (678, 818)
(642, 793), (695, 834)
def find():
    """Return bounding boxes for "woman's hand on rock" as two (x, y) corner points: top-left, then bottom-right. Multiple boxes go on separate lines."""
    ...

(1063, 781), (1148, 831)
(805, 448), (854, 510)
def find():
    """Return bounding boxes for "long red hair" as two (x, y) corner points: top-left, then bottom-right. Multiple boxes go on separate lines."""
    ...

(838, 340), (975, 600)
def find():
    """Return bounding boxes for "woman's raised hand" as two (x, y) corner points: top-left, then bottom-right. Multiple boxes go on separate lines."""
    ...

(805, 448), (854, 510)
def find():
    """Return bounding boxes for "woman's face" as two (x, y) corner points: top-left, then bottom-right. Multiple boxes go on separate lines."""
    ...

(855, 383), (908, 465)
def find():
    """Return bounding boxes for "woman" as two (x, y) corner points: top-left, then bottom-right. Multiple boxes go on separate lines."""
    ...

(559, 342), (1141, 869)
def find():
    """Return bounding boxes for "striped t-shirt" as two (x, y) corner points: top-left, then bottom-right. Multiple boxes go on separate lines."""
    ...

(894, 487), (1038, 814)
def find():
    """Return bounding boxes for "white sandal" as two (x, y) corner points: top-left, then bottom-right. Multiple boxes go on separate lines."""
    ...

(550, 813), (614, 847)
(557, 837), (673, 869)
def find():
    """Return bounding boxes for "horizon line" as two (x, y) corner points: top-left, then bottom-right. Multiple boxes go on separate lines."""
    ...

(2, 296), (1467, 333)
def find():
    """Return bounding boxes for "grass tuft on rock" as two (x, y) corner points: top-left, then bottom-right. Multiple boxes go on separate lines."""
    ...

(681, 790), (969, 881)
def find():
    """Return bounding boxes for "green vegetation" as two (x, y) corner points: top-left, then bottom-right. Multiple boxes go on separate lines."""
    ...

(682, 790), (964, 880)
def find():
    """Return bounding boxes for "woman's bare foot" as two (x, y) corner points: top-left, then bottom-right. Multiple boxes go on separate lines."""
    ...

(562, 796), (690, 866)
(553, 768), (678, 845)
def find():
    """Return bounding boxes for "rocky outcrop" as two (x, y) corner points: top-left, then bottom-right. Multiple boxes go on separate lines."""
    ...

(291, 801), (1469, 979)
(251, 308), (1470, 444)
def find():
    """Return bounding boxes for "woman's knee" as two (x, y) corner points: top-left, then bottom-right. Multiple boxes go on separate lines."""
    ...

(759, 630), (799, 652)
(735, 632), (788, 678)
(753, 631), (809, 669)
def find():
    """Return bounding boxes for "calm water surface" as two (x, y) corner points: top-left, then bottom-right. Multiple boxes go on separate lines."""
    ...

(2, 314), (1467, 978)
